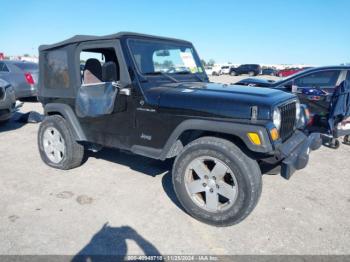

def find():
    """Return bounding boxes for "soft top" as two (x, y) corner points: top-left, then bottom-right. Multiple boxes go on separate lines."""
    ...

(39, 32), (192, 51)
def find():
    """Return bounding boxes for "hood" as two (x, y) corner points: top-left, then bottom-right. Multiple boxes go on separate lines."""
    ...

(145, 82), (295, 120)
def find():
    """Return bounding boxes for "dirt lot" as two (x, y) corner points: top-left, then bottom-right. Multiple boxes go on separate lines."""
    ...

(0, 75), (349, 256)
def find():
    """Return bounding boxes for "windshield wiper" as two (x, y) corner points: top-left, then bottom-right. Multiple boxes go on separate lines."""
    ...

(176, 71), (205, 82)
(145, 71), (179, 83)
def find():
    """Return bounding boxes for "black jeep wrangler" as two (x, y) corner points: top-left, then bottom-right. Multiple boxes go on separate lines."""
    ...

(37, 32), (321, 226)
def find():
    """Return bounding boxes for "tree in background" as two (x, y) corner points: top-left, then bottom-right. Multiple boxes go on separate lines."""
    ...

(207, 59), (215, 66)
(162, 60), (174, 68)
(201, 59), (207, 66)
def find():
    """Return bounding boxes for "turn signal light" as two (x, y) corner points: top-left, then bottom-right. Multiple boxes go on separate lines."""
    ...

(247, 132), (261, 145)
(270, 128), (279, 141)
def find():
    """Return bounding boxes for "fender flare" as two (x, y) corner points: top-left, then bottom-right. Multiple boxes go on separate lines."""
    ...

(159, 119), (272, 160)
(44, 103), (86, 141)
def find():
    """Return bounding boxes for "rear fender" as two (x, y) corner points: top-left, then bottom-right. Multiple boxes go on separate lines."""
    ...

(44, 103), (86, 141)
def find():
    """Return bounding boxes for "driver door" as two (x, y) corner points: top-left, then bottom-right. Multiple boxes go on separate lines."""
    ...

(75, 41), (133, 149)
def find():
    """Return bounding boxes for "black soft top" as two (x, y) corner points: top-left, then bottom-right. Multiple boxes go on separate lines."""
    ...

(39, 32), (192, 51)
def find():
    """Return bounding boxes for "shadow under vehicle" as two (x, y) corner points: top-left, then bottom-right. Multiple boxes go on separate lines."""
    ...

(36, 32), (321, 226)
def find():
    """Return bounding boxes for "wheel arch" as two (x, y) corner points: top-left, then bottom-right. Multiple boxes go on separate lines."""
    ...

(160, 119), (272, 160)
(44, 103), (86, 141)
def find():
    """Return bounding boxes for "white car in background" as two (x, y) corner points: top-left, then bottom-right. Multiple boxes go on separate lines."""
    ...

(220, 65), (231, 74)
(211, 65), (223, 76)
(204, 66), (213, 75)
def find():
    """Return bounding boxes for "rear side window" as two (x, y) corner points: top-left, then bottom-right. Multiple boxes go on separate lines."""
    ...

(0, 62), (9, 72)
(13, 62), (38, 71)
(294, 70), (340, 88)
(43, 50), (69, 88)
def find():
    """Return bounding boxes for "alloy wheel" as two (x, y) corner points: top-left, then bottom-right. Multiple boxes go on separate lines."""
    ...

(43, 127), (66, 163)
(184, 156), (238, 212)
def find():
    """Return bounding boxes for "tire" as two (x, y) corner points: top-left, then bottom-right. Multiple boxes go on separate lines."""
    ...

(0, 112), (11, 123)
(230, 71), (237, 76)
(331, 139), (340, 149)
(172, 136), (262, 226)
(38, 115), (84, 170)
(248, 71), (255, 77)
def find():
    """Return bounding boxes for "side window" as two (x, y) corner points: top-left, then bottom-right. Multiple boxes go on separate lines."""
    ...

(44, 50), (69, 88)
(294, 70), (340, 88)
(0, 62), (9, 72)
(80, 48), (120, 85)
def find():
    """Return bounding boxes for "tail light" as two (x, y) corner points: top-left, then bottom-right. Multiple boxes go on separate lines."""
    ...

(24, 73), (35, 85)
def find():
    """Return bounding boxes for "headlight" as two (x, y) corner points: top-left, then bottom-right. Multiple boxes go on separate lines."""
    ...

(295, 100), (301, 121)
(273, 108), (281, 130)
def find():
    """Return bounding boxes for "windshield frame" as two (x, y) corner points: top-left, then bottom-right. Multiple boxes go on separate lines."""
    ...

(126, 37), (206, 80)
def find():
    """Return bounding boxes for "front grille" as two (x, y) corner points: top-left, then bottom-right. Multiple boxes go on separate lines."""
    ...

(279, 101), (297, 141)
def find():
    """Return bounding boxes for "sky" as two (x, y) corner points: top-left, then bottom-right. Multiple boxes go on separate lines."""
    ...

(1, 0), (349, 65)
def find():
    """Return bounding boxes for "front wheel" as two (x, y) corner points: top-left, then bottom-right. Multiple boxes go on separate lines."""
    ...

(172, 137), (262, 226)
(38, 115), (84, 170)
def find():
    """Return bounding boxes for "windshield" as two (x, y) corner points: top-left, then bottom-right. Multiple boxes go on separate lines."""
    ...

(128, 39), (204, 75)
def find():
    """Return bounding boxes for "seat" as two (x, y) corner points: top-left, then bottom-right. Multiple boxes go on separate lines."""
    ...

(83, 58), (102, 84)
(102, 61), (118, 82)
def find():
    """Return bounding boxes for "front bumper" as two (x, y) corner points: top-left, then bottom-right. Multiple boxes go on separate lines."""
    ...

(15, 85), (38, 99)
(276, 131), (322, 179)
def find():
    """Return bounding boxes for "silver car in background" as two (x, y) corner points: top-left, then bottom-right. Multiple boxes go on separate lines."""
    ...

(0, 78), (16, 122)
(0, 60), (38, 100)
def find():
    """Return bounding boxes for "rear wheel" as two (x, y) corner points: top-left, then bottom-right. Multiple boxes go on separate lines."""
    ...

(172, 137), (262, 226)
(248, 71), (255, 76)
(38, 115), (84, 170)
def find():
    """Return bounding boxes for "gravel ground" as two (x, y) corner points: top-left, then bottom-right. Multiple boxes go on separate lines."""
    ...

(0, 75), (349, 256)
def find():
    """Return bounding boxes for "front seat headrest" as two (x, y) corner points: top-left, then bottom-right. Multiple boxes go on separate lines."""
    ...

(102, 61), (118, 82)
(83, 58), (102, 84)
